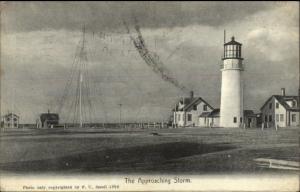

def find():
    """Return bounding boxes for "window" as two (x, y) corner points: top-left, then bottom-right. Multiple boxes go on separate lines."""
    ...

(188, 114), (192, 121)
(280, 114), (284, 122)
(292, 114), (296, 122)
(269, 115), (272, 122)
(240, 117), (243, 123)
(14, 123), (17, 127)
(269, 103), (272, 109)
(237, 46), (241, 57)
(193, 105), (197, 110)
(14, 118), (17, 122)
(8, 123), (10, 127)
(265, 115), (268, 122)
(6, 118), (10, 121)
(233, 117), (237, 123)
(276, 103), (279, 109)
(276, 114), (279, 122)
(292, 101), (296, 107)
(203, 105), (207, 111)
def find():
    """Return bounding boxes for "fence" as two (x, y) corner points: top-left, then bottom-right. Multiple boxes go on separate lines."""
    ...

(62, 122), (169, 129)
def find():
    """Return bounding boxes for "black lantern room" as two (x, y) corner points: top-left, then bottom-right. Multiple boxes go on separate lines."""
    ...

(223, 36), (243, 60)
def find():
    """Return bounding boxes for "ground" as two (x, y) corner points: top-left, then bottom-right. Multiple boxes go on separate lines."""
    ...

(0, 127), (299, 175)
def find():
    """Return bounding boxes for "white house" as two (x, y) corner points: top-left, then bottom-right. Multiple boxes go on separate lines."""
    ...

(260, 88), (299, 128)
(1, 112), (20, 128)
(173, 91), (214, 127)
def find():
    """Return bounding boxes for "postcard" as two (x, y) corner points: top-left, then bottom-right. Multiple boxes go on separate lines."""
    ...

(0, 1), (299, 191)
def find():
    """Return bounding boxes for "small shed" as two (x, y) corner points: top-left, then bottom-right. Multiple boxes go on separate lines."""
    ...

(38, 110), (59, 128)
(244, 110), (257, 128)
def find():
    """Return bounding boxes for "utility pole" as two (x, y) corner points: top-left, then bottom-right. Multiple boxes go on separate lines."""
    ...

(118, 103), (122, 128)
(11, 89), (14, 129)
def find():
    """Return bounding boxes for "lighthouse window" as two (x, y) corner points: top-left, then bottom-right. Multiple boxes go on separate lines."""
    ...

(226, 46), (230, 57)
(233, 117), (237, 123)
(229, 45), (233, 57)
(276, 103), (279, 108)
(187, 114), (192, 121)
(280, 114), (284, 122)
(226, 46), (229, 57)
(232, 45), (236, 57)
(292, 114), (296, 122)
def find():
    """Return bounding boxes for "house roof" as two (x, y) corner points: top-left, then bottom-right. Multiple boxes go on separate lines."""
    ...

(210, 109), (220, 117)
(199, 112), (211, 117)
(183, 97), (214, 111)
(199, 108), (220, 117)
(40, 113), (59, 121)
(244, 110), (257, 117)
(3, 113), (19, 118)
(260, 95), (300, 111)
(173, 97), (214, 112)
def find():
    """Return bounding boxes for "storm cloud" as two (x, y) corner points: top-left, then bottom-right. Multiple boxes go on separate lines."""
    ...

(2, 1), (275, 33)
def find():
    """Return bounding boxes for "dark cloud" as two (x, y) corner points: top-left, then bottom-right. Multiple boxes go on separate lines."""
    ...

(2, 1), (274, 33)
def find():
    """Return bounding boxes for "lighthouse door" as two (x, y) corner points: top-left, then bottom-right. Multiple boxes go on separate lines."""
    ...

(247, 118), (252, 128)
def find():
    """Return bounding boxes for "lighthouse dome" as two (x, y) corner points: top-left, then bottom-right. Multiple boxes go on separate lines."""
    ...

(224, 36), (242, 45)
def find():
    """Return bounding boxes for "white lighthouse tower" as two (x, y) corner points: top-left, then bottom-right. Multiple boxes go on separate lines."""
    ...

(220, 36), (244, 128)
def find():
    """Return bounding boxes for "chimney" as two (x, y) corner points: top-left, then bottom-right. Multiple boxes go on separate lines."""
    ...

(281, 88), (285, 96)
(190, 91), (194, 99)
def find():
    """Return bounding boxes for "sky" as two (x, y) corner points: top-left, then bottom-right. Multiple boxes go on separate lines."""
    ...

(1, 1), (299, 123)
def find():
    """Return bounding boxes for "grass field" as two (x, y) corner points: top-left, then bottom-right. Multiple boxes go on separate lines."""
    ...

(0, 127), (299, 174)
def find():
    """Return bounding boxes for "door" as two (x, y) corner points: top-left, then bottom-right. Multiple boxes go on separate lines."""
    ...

(247, 118), (252, 128)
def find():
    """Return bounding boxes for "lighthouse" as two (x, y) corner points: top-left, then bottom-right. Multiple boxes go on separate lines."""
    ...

(220, 36), (244, 128)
